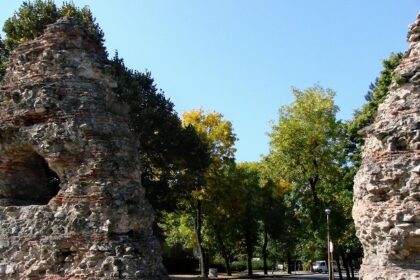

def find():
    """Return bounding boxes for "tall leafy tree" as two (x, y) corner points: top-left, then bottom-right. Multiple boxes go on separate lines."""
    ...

(256, 172), (288, 275)
(204, 165), (244, 276)
(235, 162), (261, 276)
(181, 109), (237, 278)
(266, 86), (359, 273)
(267, 86), (343, 226)
(258, 176), (301, 275)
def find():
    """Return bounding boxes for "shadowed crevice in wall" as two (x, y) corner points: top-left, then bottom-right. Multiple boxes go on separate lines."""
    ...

(0, 146), (60, 206)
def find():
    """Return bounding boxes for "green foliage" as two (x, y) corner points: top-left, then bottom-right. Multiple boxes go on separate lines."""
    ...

(266, 85), (360, 265)
(181, 109), (237, 202)
(220, 258), (278, 272)
(182, 109), (237, 173)
(109, 53), (210, 214)
(257, 170), (288, 241)
(159, 212), (197, 249)
(230, 260), (248, 272)
(347, 53), (402, 148)
(230, 259), (276, 271)
(267, 86), (343, 216)
(268, 86), (340, 182)
(155, 110), (238, 275)
(234, 162), (261, 244)
(3, 0), (104, 51)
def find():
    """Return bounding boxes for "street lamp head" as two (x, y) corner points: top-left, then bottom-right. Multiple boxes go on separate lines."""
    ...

(325, 208), (331, 215)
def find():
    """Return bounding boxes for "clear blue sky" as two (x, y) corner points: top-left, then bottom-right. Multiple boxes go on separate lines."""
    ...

(1, 1), (418, 162)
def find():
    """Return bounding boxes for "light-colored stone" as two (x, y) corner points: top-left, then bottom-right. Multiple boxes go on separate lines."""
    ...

(5, 265), (15, 275)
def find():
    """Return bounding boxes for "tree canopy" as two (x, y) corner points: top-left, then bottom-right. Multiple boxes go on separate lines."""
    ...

(182, 109), (237, 171)
(2, 0), (104, 52)
(267, 86), (343, 212)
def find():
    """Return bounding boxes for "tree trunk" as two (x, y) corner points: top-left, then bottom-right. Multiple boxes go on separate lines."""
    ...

(341, 252), (350, 280)
(225, 256), (232, 276)
(309, 176), (320, 206)
(246, 231), (253, 276)
(194, 200), (207, 278)
(348, 254), (355, 280)
(220, 250), (231, 277)
(215, 229), (232, 276)
(262, 226), (268, 275)
(309, 157), (320, 206)
(336, 252), (343, 280)
(308, 175), (320, 228)
(287, 252), (292, 274)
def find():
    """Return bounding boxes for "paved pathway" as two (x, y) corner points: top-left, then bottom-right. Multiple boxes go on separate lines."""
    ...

(264, 273), (344, 280)
(170, 271), (358, 280)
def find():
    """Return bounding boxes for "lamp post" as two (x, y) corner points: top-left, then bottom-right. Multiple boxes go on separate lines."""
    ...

(325, 208), (333, 280)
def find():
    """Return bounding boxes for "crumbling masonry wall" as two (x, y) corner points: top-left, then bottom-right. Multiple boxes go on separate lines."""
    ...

(0, 18), (167, 279)
(353, 15), (420, 280)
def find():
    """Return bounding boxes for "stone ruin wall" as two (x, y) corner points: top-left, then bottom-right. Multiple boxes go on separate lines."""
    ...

(0, 18), (167, 279)
(353, 15), (420, 280)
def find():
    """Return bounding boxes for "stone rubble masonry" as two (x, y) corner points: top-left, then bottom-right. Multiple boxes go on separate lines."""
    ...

(353, 14), (420, 280)
(0, 17), (168, 279)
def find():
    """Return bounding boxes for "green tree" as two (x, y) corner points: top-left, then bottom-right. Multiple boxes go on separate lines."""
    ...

(262, 182), (302, 274)
(159, 211), (196, 250)
(181, 109), (237, 278)
(266, 86), (360, 273)
(205, 162), (285, 276)
(110, 53), (209, 211)
(256, 174), (288, 275)
(267, 86), (343, 226)
(2, 0), (104, 52)
(235, 162), (262, 276)
(204, 165), (244, 276)
(182, 109), (237, 170)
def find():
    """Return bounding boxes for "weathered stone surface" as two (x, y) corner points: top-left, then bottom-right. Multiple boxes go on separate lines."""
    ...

(0, 18), (167, 279)
(353, 14), (420, 280)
